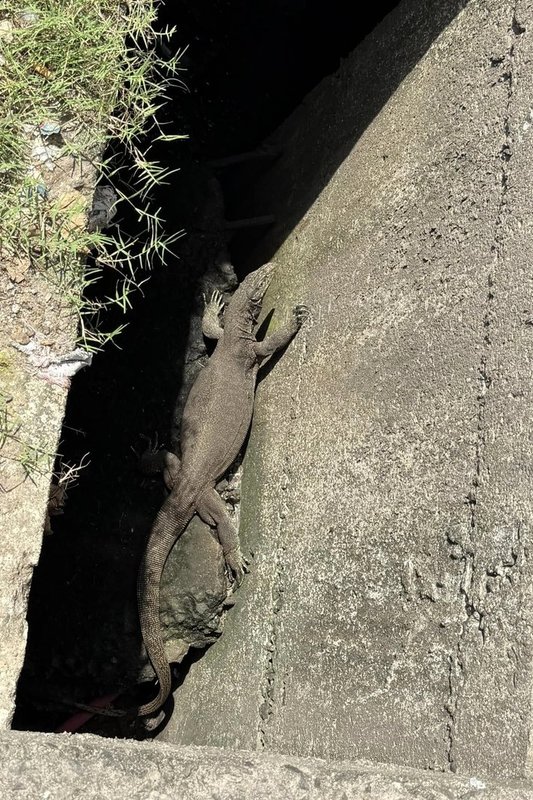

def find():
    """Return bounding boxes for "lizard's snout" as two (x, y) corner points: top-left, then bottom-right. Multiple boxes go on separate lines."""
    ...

(252, 262), (275, 298)
(259, 261), (275, 277)
(240, 261), (276, 307)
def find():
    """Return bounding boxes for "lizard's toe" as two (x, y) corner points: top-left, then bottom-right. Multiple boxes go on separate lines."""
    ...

(134, 434), (158, 468)
(293, 304), (310, 326)
(225, 549), (247, 586)
(205, 289), (225, 316)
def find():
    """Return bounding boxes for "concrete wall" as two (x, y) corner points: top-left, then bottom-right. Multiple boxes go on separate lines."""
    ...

(0, 376), (67, 729)
(160, 0), (533, 780)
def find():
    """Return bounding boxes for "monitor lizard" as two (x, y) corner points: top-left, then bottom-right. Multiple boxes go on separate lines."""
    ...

(137, 261), (308, 716)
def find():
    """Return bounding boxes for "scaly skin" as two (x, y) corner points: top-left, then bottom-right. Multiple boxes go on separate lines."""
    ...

(137, 262), (308, 716)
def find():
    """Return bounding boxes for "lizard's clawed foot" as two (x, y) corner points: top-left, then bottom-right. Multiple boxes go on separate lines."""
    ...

(293, 304), (310, 327)
(135, 433), (159, 470)
(204, 288), (225, 316)
(137, 432), (158, 453)
(225, 549), (250, 587)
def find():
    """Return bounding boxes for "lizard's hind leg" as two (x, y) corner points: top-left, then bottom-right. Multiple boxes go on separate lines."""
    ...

(137, 436), (181, 490)
(197, 488), (247, 585)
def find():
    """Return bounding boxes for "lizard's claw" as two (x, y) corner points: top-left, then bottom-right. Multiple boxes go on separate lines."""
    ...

(135, 434), (170, 485)
(204, 288), (225, 315)
(131, 433), (157, 461)
(225, 549), (249, 587)
(138, 433), (159, 461)
(211, 289), (225, 315)
(293, 304), (310, 327)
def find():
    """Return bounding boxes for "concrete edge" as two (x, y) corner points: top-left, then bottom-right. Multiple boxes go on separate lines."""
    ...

(1, 730), (533, 799)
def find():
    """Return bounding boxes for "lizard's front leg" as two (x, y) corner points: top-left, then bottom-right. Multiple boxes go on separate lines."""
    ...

(197, 487), (247, 585)
(253, 304), (309, 360)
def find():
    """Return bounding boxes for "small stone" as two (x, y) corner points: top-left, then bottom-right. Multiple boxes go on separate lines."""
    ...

(5, 257), (29, 284)
(11, 325), (31, 345)
(16, 9), (40, 26)
(39, 121), (62, 137)
(0, 20), (14, 41)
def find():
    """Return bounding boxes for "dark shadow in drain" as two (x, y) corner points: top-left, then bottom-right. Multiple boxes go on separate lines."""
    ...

(13, 0), (465, 734)
(221, 0), (469, 269)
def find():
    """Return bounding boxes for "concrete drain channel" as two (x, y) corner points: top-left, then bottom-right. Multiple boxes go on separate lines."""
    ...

(12, 0), (400, 741)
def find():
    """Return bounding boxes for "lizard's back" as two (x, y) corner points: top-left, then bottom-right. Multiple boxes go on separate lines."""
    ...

(180, 339), (257, 482)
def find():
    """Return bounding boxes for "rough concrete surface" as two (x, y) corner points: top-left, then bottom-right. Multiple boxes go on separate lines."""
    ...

(2, 730), (533, 800)
(0, 374), (68, 731)
(160, 0), (533, 781)
(0, 144), (98, 728)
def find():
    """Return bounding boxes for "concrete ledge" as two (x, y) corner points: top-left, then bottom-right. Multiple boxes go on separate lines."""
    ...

(1, 730), (532, 799)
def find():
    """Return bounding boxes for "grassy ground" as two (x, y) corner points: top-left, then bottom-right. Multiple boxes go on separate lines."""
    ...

(0, 0), (186, 482)
(0, 0), (184, 351)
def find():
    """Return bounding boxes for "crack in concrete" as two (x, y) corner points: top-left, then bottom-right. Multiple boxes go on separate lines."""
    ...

(257, 315), (309, 749)
(445, 3), (522, 772)
(257, 496), (287, 749)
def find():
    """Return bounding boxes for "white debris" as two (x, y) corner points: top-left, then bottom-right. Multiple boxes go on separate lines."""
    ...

(31, 142), (63, 171)
(11, 339), (93, 387)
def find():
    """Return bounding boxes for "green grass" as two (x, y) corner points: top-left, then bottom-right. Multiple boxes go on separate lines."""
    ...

(0, 0), (186, 350)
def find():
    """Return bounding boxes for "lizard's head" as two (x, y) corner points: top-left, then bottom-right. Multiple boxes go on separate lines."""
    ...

(242, 262), (275, 312)
(224, 262), (275, 332)
(226, 262), (275, 327)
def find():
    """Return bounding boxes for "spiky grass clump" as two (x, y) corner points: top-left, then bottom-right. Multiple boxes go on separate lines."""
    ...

(0, 0), (186, 350)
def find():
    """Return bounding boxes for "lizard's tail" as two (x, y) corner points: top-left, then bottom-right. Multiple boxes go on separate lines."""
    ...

(137, 487), (196, 717)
